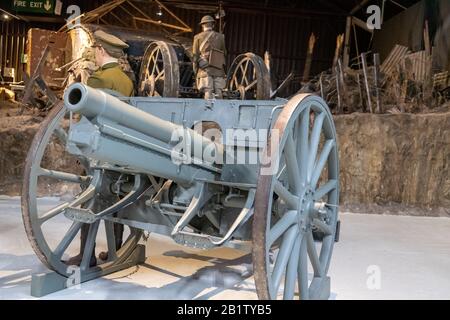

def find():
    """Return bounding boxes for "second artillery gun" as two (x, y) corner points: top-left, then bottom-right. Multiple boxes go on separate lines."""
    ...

(22, 82), (340, 299)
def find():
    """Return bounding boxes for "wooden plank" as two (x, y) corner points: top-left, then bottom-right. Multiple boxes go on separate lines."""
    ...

(373, 53), (381, 113)
(361, 52), (373, 113)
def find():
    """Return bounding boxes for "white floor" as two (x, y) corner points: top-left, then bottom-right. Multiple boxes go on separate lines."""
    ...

(1, 196), (450, 300)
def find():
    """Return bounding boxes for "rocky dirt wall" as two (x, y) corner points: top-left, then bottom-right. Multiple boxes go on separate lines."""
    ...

(335, 112), (450, 208)
(0, 114), (41, 195)
(1, 111), (449, 210)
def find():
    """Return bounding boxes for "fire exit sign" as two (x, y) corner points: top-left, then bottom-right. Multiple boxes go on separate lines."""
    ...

(12, 0), (55, 14)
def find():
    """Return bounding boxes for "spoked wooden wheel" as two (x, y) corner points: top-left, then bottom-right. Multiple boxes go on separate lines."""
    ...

(138, 41), (180, 97)
(253, 94), (339, 300)
(21, 101), (142, 279)
(227, 52), (271, 100)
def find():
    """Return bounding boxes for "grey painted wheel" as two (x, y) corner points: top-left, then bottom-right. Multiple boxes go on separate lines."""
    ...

(21, 101), (142, 279)
(138, 41), (180, 97)
(227, 53), (271, 100)
(253, 94), (339, 300)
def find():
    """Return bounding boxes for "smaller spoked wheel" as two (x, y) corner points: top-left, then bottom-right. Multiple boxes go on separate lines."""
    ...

(138, 41), (180, 97)
(21, 101), (143, 280)
(253, 94), (339, 300)
(226, 53), (271, 100)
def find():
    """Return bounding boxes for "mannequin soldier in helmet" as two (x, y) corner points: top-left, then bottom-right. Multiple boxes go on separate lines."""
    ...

(66, 30), (133, 267)
(193, 15), (227, 99)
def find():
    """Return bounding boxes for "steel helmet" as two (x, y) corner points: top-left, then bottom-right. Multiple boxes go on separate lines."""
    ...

(199, 15), (215, 25)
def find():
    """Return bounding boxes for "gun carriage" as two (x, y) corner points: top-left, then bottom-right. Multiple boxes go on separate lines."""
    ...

(22, 81), (339, 299)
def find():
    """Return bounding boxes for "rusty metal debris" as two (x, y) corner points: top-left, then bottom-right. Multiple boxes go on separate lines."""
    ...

(21, 44), (60, 112)
(301, 41), (449, 114)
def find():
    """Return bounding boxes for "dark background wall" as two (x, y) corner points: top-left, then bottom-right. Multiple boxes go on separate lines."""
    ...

(1, 19), (27, 83)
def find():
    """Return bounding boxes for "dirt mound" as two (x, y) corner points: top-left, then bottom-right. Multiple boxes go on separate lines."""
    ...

(0, 111), (41, 195)
(335, 111), (450, 209)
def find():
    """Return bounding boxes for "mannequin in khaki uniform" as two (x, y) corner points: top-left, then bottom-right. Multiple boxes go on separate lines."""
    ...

(67, 30), (133, 267)
(193, 15), (227, 99)
(87, 30), (134, 96)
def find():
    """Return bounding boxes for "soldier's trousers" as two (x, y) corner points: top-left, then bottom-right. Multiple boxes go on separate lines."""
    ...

(197, 75), (226, 99)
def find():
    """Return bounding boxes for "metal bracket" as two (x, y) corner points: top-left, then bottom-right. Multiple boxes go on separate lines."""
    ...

(173, 230), (252, 251)
(64, 175), (150, 223)
(209, 188), (255, 246)
(170, 182), (210, 236)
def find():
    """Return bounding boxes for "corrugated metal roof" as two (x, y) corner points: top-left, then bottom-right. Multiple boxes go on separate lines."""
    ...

(403, 50), (430, 82)
(380, 44), (410, 76)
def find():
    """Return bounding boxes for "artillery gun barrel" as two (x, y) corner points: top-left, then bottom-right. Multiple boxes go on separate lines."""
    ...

(64, 83), (223, 164)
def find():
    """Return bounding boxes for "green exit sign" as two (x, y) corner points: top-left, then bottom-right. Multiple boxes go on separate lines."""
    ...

(12, 0), (55, 14)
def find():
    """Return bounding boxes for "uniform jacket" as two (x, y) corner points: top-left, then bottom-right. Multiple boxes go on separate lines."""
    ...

(87, 62), (134, 96)
(193, 30), (226, 78)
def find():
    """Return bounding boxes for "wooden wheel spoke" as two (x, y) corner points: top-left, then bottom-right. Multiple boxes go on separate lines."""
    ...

(144, 69), (150, 81)
(238, 63), (248, 85)
(284, 133), (302, 194)
(270, 225), (298, 297)
(53, 221), (82, 259)
(80, 221), (100, 271)
(245, 79), (258, 91)
(38, 167), (89, 184)
(298, 234), (309, 299)
(306, 230), (323, 277)
(38, 184), (96, 224)
(312, 218), (333, 236)
(150, 50), (159, 75)
(243, 59), (250, 76)
(39, 202), (70, 224)
(155, 69), (165, 82)
(283, 234), (301, 300)
(232, 76), (239, 89)
(242, 60), (250, 84)
(151, 62), (157, 76)
(313, 179), (337, 200)
(155, 58), (164, 75)
(268, 210), (298, 247)
(310, 139), (335, 187)
(307, 111), (325, 182)
(149, 50), (156, 68)
(274, 180), (299, 210)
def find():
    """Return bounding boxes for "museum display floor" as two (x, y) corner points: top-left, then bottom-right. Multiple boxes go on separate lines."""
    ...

(1, 196), (449, 300)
